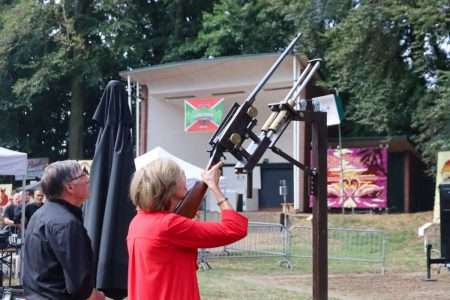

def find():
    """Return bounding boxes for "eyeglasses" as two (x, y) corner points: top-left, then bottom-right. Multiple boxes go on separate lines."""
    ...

(70, 171), (89, 182)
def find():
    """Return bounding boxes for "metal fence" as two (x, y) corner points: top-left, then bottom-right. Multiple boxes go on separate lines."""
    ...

(422, 223), (440, 257)
(200, 221), (385, 273)
(199, 222), (291, 269)
(289, 225), (386, 273)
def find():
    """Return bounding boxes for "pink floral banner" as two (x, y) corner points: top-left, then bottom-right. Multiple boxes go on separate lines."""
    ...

(327, 147), (388, 208)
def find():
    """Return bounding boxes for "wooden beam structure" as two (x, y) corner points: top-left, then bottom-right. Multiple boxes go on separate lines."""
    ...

(305, 104), (328, 300)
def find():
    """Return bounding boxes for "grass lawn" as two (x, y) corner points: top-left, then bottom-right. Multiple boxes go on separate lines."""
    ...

(197, 211), (435, 299)
(198, 258), (315, 300)
(7, 211), (434, 299)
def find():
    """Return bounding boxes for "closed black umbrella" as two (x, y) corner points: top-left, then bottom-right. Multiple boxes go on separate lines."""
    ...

(83, 80), (136, 299)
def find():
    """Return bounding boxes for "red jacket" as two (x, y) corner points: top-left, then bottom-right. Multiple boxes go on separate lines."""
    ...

(127, 209), (248, 300)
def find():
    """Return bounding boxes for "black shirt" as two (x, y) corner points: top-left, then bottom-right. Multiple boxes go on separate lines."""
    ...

(24, 202), (43, 228)
(13, 205), (22, 224)
(23, 199), (94, 300)
(3, 204), (19, 224)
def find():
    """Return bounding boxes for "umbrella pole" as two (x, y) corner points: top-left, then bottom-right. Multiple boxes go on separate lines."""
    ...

(127, 76), (132, 113)
(136, 81), (140, 157)
(20, 178), (26, 285)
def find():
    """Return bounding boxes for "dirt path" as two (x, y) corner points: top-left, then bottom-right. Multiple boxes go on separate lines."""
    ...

(237, 271), (450, 300)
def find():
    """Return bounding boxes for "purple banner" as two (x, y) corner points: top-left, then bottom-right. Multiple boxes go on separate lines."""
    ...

(327, 147), (388, 208)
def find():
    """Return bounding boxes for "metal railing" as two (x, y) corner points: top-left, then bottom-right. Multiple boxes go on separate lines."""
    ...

(199, 222), (386, 273)
(199, 222), (292, 269)
(289, 225), (385, 273)
(422, 223), (440, 256)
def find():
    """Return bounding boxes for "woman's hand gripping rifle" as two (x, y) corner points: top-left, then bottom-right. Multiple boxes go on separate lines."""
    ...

(172, 146), (224, 218)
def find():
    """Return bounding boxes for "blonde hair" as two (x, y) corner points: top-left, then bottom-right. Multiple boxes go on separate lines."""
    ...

(130, 158), (184, 211)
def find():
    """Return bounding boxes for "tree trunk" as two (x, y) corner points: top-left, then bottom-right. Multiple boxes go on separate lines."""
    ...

(68, 76), (84, 159)
(174, 0), (183, 40)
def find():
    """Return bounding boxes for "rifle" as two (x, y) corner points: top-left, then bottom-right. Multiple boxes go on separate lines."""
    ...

(173, 33), (304, 218)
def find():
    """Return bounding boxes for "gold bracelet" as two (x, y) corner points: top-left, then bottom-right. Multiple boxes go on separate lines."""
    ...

(217, 198), (228, 207)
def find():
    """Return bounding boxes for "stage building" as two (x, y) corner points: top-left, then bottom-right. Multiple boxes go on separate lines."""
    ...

(120, 54), (433, 213)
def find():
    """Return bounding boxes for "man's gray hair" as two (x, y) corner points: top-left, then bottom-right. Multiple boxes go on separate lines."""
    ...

(40, 160), (82, 200)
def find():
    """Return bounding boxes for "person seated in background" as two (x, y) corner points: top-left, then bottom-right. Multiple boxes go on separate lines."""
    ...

(3, 193), (21, 226)
(13, 192), (25, 225)
(0, 188), (8, 207)
(25, 189), (34, 203)
(24, 189), (45, 228)
(0, 188), (10, 216)
(127, 159), (248, 300)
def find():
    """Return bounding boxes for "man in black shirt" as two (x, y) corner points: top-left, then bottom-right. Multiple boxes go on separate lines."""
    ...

(2, 193), (19, 225)
(23, 160), (104, 300)
(24, 189), (44, 228)
(3, 192), (24, 229)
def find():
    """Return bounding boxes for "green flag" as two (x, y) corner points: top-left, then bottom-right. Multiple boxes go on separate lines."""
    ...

(313, 94), (345, 126)
(184, 98), (224, 132)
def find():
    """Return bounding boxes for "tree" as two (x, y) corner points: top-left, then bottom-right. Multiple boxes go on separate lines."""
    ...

(407, 0), (450, 169)
(1, 0), (448, 172)
(272, 0), (449, 170)
(0, 0), (216, 159)
(0, 1), (72, 159)
(167, 0), (295, 59)
(0, 0), (104, 158)
(322, 0), (450, 169)
(170, 0), (450, 172)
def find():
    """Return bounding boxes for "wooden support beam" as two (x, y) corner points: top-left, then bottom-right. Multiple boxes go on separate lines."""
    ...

(311, 111), (328, 300)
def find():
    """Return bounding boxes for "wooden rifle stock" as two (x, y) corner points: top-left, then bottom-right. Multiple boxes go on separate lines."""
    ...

(173, 154), (219, 218)
(173, 180), (208, 218)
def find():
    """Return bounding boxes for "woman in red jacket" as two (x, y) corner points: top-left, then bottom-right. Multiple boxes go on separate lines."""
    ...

(127, 158), (248, 300)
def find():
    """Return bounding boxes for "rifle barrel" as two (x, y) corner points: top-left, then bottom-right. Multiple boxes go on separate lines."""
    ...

(245, 32), (302, 105)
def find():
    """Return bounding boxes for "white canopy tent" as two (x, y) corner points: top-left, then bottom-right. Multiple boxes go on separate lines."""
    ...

(0, 146), (28, 283)
(0, 147), (27, 177)
(135, 146), (203, 187)
(135, 146), (226, 211)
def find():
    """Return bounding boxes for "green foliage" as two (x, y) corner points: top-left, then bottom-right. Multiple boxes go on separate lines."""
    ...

(0, 0), (216, 159)
(0, 0), (448, 169)
(283, 0), (449, 169)
(413, 70), (450, 170)
(173, 0), (295, 59)
(324, 2), (426, 135)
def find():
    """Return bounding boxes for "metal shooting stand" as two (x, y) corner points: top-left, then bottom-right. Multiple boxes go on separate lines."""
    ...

(206, 33), (328, 299)
(238, 91), (329, 300)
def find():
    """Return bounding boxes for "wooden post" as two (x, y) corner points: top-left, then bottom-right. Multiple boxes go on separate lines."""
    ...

(310, 110), (328, 300)
(303, 118), (312, 213)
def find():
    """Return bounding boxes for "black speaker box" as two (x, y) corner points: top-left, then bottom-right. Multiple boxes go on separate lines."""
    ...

(439, 183), (450, 258)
